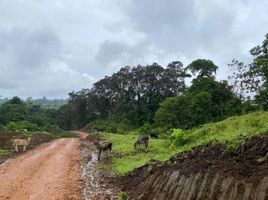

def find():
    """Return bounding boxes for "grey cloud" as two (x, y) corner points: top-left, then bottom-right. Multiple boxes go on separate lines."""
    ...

(0, 28), (62, 70)
(125, 0), (237, 54)
(0, 0), (267, 98)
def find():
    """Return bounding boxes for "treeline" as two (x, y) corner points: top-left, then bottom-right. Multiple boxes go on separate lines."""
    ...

(0, 97), (67, 109)
(0, 97), (61, 132)
(60, 34), (268, 131)
(60, 59), (248, 131)
(1, 34), (267, 133)
(59, 62), (189, 129)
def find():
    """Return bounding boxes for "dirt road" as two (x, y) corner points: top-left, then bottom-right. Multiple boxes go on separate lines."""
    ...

(0, 137), (83, 200)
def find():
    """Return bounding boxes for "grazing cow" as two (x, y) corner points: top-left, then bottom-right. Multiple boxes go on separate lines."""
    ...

(94, 127), (105, 133)
(134, 134), (149, 149)
(11, 137), (31, 152)
(93, 140), (112, 160)
(150, 132), (158, 139)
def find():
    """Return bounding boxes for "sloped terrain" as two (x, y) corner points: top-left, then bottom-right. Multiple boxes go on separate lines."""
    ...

(118, 134), (268, 200)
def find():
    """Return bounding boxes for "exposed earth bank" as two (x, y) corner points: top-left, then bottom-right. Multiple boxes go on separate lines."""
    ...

(117, 134), (268, 200)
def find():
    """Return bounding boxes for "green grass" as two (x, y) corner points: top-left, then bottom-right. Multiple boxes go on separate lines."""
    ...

(102, 111), (268, 175)
(102, 133), (177, 175)
(0, 149), (9, 156)
(174, 111), (268, 152)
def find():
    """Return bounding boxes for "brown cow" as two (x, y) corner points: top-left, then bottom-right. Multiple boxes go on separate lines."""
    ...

(93, 140), (112, 160)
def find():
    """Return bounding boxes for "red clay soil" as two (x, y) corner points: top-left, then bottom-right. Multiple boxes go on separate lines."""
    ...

(0, 138), (83, 200)
(70, 131), (89, 139)
(118, 134), (268, 199)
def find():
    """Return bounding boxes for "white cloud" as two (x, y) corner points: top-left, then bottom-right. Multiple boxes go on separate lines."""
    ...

(0, 61), (95, 99)
(0, 0), (267, 98)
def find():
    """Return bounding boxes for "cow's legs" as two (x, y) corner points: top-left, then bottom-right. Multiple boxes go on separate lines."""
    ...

(98, 150), (102, 160)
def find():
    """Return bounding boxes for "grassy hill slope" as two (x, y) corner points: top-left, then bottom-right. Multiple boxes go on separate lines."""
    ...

(103, 111), (268, 174)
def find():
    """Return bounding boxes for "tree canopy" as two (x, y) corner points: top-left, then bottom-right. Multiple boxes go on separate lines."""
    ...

(187, 59), (218, 78)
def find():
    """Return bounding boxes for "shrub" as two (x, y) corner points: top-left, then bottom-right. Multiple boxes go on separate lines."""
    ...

(43, 124), (64, 133)
(116, 128), (126, 135)
(4, 121), (40, 132)
(85, 119), (133, 133)
(137, 123), (151, 134)
(169, 129), (192, 146)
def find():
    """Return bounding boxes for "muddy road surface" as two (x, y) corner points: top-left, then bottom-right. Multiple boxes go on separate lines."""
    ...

(0, 138), (82, 200)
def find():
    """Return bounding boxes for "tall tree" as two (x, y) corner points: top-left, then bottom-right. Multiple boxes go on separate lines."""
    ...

(229, 33), (268, 109)
(187, 59), (218, 78)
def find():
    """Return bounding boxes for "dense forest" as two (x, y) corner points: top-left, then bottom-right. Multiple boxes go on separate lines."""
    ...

(0, 97), (67, 109)
(0, 34), (267, 134)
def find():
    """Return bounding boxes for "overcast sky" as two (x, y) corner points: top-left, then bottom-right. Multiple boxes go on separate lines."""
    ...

(0, 0), (267, 99)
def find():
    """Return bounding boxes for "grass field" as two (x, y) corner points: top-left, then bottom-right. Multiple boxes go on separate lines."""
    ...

(102, 111), (268, 175)
(102, 133), (177, 174)
(175, 111), (268, 152)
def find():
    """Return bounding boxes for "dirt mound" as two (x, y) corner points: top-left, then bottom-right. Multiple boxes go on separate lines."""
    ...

(117, 134), (268, 200)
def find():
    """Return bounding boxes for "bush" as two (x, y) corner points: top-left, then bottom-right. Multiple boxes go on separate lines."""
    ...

(4, 121), (40, 132)
(43, 124), (64, 133)
(169, 129), (192, 146)
(151, 127), (169, 138)
(137, 123), (151, 134)
(116, 128), (126, 135)
(85, 119), (133, 133)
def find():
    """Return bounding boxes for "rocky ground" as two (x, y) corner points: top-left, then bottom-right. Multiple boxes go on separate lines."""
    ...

(80, 134), (120, 200)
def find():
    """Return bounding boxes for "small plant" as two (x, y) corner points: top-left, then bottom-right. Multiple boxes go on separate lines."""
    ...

(116, 128), (126, 135)
(0, 149), (9, 156)
(118, 191), (130, 200)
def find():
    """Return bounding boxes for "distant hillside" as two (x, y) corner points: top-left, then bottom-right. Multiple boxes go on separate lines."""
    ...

(31, 97), (67, 109)
(0, 99), (8, 105)
(0, 97), (67, 109)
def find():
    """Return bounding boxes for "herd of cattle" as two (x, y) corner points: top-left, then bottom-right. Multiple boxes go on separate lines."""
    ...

(8, 127), (158, 161)
(92, 127), (158, 160)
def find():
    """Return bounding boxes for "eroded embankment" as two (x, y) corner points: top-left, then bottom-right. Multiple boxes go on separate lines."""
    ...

(119, 134), (268, 200)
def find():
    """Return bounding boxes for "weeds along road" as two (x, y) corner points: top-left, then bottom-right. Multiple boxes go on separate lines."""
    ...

(0, 136), (85, 200)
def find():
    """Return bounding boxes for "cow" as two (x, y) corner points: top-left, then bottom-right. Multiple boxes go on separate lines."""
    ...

(11, 137), (31, 152)
(94, 127), (105, 133)
(150, 132), (158, 139)
(134, 134), (149, 149)
(93, 140), (112, 160)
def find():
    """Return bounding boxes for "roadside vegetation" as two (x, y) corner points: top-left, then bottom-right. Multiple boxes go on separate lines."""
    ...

(101, 111), (268, 174)
(0, 149), (8, 156)
(102, 133), (177, 174)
